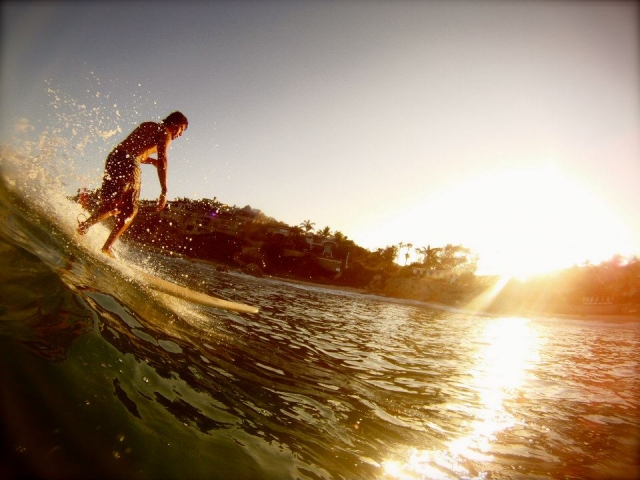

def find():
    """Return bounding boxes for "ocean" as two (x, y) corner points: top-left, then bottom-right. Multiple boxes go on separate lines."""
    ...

(1, 146), (639, 479)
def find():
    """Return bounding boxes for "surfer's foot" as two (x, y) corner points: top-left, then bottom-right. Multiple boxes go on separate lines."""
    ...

(101, 248), (116, 259)
(77, 222), (89, 235)
(77, 215), (89, 235)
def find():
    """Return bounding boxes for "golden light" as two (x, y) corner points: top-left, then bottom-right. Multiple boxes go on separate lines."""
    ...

(382, 317), (540, 479)
(445, 318), (539, 467)
(453, 166), (633, 278)
(351, 164), (634, 279)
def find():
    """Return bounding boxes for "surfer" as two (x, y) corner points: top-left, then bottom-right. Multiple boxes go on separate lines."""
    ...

(77, 111), (188, 258)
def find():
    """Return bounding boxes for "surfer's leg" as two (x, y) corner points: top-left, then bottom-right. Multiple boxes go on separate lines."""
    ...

(101, 215), (131, 257)
(101, 195), (138, 257)
(81, 154), (128, 236)
(77, 207), (119, 235)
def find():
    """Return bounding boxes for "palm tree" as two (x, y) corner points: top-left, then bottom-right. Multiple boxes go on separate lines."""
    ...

(300, 219), (315, 232)
(397, 242), (405, 265)
(416, 245), (441, 270)
(404, 243), (413, 266)
(396, 242), (414, 265)
(319, 226), (332, 238)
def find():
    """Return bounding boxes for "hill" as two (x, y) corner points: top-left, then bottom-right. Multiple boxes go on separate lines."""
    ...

(73, 191), (640, 318)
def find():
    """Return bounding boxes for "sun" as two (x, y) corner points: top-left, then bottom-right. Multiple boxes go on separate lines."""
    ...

(349, 165), (634, 279)
(465, 166), (632, 278)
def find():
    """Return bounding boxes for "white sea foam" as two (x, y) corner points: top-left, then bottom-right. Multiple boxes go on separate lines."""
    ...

(0, 77), (144, 256)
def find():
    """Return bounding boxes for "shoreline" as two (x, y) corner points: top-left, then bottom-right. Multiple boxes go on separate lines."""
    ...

(262, 274), (369, 295)
(182, 254), (640, 322)
(249, 272), (640, 323)
(262, 275), (640, 322)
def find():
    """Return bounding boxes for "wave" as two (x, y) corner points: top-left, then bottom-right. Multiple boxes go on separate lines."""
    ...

(2, 146), (639, 480)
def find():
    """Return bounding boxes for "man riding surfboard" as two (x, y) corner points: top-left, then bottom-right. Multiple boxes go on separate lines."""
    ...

(77, 111), (188, 257)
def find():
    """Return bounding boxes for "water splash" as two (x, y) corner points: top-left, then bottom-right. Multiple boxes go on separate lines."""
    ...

(4, 72), (166, 196)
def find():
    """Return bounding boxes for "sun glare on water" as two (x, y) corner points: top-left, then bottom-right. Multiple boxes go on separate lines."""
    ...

(382, 317), (540, 479)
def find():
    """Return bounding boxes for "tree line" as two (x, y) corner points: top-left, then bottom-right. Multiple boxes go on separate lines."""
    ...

(72, 188), (480, 277)
(71, 189), (639, 309)
(297, 219), (477, 275)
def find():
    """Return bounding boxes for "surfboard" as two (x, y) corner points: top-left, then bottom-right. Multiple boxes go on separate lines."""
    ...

(129, 264), (259, 314)
(70, 201), (258, 314)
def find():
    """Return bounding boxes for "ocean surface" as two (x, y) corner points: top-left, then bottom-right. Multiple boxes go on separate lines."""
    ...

(1, 147), (639, 480)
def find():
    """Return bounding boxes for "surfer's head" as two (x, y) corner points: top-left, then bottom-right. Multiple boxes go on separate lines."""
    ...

(163, 111), (188, 139)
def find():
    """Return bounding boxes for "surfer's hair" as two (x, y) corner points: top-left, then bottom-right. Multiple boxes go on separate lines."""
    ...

(163, 111), (188, 128)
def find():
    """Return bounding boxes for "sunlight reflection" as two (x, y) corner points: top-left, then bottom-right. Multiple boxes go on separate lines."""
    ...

(383, 317), (540, 479)
(464, 275), (510, 313)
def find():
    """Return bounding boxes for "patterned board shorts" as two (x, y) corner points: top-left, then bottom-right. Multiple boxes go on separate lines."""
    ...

(100, 149), (141, 217)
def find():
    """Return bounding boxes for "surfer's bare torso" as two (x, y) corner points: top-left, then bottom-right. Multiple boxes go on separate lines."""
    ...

(101, 122), (172, 213)
(117, 121), (172, 162)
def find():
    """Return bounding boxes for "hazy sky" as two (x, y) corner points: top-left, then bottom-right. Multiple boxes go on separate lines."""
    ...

(2, 1), (639, 274)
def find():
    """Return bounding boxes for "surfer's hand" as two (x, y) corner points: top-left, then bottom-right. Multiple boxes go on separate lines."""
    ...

(156, 193), (167, 211)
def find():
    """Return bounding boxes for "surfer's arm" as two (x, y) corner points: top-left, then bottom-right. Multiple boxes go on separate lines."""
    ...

(155, 139), (169, 211)
(155, 162), (167, 211)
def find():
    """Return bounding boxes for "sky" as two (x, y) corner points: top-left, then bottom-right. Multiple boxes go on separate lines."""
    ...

(2, 0), (639, 275)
